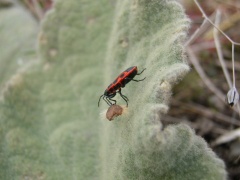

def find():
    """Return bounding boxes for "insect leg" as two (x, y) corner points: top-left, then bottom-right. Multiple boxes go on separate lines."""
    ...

(136, 68), (146, 75)
(108, 98), (117, 105)
(119, 92), (128, 101)
(125, 77), (146, 82)
(121, 94), (129, 101)
(105, 96), (117, 106)
(103, 96), (112, 106)
(118, 89), (128, 107)
(98, 95), (104, 107)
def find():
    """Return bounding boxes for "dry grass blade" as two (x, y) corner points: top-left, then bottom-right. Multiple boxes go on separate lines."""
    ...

(174, 101), (240, 126)
(205, 12), (240, 39)
(212, 128), (240, 146)
(213, 10), (232, 88)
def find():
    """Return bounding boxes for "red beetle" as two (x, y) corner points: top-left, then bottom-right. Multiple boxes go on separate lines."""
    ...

(98, 66), (146, 107)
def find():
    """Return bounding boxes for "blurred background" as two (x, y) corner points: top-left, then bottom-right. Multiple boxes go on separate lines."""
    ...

(1, 0), (240, 179)
(169, 1), (240, 179)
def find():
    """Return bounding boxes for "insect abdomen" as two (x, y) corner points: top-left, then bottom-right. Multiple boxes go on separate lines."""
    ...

(106, 66), (138, 93)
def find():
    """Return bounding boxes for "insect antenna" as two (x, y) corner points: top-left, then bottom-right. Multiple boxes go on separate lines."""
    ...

(137, 68), (146, 75)
(98, 95), (104, 107)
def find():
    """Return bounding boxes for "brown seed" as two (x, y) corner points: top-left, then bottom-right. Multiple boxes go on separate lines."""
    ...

(106, 105), (123, 121)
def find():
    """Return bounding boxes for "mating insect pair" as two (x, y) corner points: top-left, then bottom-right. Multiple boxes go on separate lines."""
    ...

(98, 66), (146, 107)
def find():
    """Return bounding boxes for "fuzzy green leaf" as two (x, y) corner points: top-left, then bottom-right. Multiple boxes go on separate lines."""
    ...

(0, 0), (114, 179)
(100, 0), (227, 179)
(0, 2), (38, 86)
(0, 0), (227, 179)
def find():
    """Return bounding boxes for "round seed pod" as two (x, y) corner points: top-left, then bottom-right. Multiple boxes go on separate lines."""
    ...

(106, 105), (124, 121)
(226, 87), (239, 107)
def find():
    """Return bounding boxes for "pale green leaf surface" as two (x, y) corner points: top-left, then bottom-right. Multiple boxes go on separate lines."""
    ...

(0, 0), (114, 179)
(0, 2), (38, 86)
(100, 0), (227, 180)
(0, 0), (227, 179)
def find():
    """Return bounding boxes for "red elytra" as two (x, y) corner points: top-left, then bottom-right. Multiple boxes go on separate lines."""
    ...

(98, 66), (146, 107)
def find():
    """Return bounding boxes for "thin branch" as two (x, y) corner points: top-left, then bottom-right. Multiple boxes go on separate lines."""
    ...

(185, 17), (212, 46)
(187, 47), (239, 113)
(216, 0), (240, 9)
(215, 60), (240, 71)
(23, 0), (44, 21)
(205, 12), (240, 39)
(213, 10), (232, 88)
(32, 0), (44, 20)
(232, 43), (236, 87)
(173, 101), (240, 126)
(194, 0), (240, 46)
(190, 41), (216, 52)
